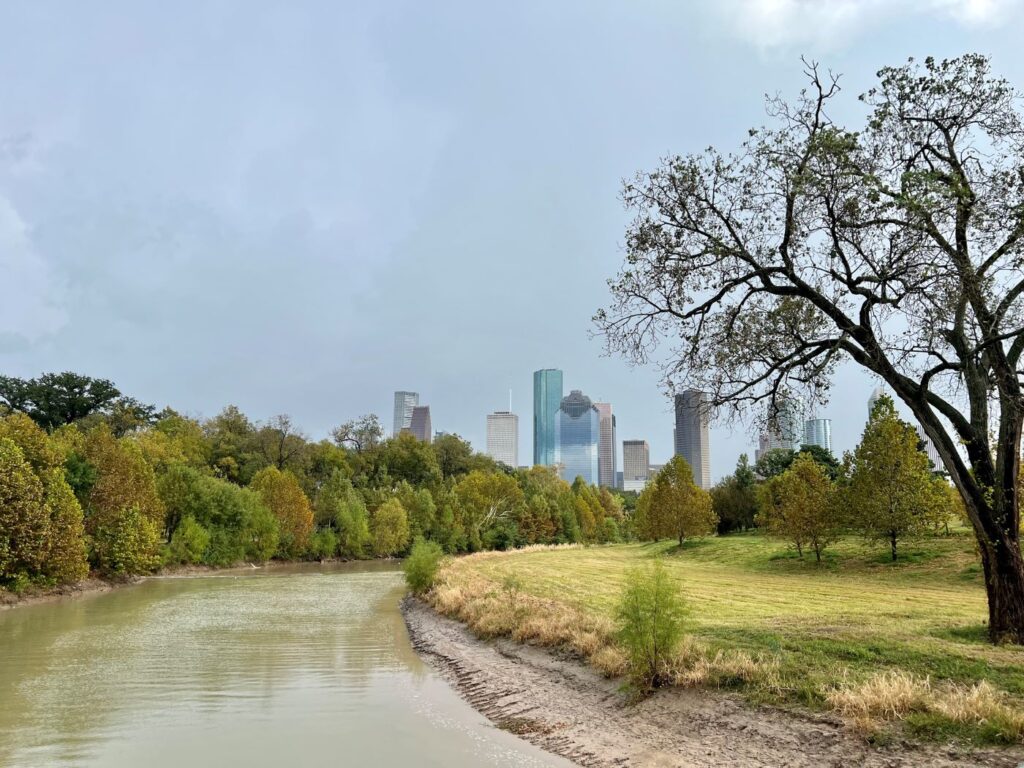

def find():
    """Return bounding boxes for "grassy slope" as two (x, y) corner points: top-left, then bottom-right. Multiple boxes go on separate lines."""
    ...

(444, 531), (1024, 740)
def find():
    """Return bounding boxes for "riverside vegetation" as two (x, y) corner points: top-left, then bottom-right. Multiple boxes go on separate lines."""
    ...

(0, 371), (632, 598)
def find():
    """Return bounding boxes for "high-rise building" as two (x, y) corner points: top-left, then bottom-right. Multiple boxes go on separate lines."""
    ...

(622, 439), (650, 492)
(674, 390), (711, 489)
(486, 411), (519, 468)
(868, 386), (886, 419)
(555, 390), (599, 485)
(393, 391), (419, 437)
(760, 395), (804, 455)
(404, 405), (431, 442)
(803, 418), (832, 452)
(533, 369), (563, 467)
(594, 402), (617, 487)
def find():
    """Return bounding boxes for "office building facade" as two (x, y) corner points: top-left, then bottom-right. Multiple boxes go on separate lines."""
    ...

(594, 402), (617, 487)
(803, 418), (832, 453)
(622, 439), (650, 493)
(554, 390), (599, 485)
(533, 369), (563, 467)
(486, 411), (519, 468)
(404, 405), (431, 442)
(674, 390), (711, 489)
(392, 391), (419, 437)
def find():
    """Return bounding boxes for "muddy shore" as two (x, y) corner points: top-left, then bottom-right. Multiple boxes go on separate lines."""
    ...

(401, 596), (1023, 768)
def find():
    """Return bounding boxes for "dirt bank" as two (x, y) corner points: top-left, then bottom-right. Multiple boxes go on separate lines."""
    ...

(401, 597), (1023, 768)
(0, 577), (133, 611)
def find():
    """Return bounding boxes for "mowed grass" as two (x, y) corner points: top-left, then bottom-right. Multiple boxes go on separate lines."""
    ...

(434, 531), (1024, 745)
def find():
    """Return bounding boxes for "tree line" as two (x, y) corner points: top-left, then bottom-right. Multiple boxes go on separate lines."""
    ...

(633, 394), (960, 564)
(0, 372), (629, 590)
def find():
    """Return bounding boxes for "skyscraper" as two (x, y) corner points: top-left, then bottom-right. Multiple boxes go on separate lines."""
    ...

(533, 369), (563, 467)
(622, 439), (650, 492)
(594, 402), (617, 487)
(393, 391), (419, 437)
(868, 386), (886, 418)
(404, 405), (431, 442)
(674, 390), (711, 489)
(803, 418), (832, 452)
(761, 394), (804, 453)
(486, 411), (519, 467)
(555, 390), (599, 485)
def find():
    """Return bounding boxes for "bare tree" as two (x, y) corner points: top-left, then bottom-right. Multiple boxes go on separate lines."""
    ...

(596, 55), (1024, 642)
(256, 414), (308, 471)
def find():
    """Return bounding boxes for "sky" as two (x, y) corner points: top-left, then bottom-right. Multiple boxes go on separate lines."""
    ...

(2, 0), (1023, 480)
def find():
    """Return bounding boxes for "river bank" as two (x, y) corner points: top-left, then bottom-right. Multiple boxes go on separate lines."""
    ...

(401, 596), (1023, 768)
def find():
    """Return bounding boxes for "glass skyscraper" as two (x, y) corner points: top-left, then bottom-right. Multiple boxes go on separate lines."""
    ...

(393, 391), (419, 437)
(803, 418), (832, 452)
(674, 390), (711, 489)
(555, 390), (599, 485)
(532, 369), (563, 466)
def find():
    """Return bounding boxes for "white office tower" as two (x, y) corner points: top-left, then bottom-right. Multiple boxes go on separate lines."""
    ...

(868, 386), (886, 419)
(486, 411), (519, 468)
(622, 440), (650, 492)
(803, 418), (832, 452)
(393, 391), (419, 437)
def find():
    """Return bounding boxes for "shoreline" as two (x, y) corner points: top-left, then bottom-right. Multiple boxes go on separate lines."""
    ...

(401, 596), (1023, 768)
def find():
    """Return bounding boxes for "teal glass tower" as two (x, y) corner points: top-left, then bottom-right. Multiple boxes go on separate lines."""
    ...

(533, 368), (563, 466)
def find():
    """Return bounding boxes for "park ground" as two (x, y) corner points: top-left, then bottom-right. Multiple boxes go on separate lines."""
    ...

(425, 531), (1024, 749)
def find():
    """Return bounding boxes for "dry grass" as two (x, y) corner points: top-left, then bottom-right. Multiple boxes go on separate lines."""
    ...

(827, 671), (1024, 742)
(426, 535), (1024, 745)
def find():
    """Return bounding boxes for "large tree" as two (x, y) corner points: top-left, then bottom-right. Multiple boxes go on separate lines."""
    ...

(597, 55), (1024, 642)
(0, 372), (121, 429)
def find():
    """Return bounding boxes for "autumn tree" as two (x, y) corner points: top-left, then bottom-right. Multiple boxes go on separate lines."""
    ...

(0, 438), (48, 586)
(597, 55), (1024, 642)
(453, 470), (524, 550)
(844, 395), (952, 560)
(371, 498), (410, 557)
(330, 414), (384, 453)
(757, 454), (838, 562)
(250, 466), (313, 559)
(636, 456), (716, 545)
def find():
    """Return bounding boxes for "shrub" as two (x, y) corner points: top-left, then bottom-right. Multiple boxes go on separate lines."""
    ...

(615, 559), (687, 690)
(404, 538), (445, 594)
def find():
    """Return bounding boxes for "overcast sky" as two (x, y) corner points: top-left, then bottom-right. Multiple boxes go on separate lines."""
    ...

(2, 1), (1023, 479)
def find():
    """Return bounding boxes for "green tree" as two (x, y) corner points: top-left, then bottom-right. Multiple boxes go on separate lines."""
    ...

(637, 456), (716, 545)
(596, 54), (1024, 641)
(371, 498), (410, 557)
(166, 516), (210, 565)
(757, 454), (838, 562)
(454, 470), (524, 548)
(0, 372), (121, 429)
(92, 504), (161, 575)
(377, 432), (442, 487)
(250, 467), (314, 559)
(39, 468), (89, 584)
(615, 560), (687, 690)
(331, 414), (384, 453)
(314, 472), (371, 558)
(844, 396), (952, 561)
(394, 481), (437, 541)
(0, 438), (48, 586)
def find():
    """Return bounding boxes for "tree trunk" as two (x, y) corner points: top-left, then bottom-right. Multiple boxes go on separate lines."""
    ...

(978, 527), (1024, 644)
(890, 532), (898, 562)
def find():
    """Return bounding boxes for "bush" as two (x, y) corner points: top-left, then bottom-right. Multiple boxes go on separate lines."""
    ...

(403, 538), (445, 594)
(615, 559), (687, 690)
(92, 505), (162, 575)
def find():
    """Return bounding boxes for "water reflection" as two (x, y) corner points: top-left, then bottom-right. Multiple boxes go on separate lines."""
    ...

(0, 563), (569, 768)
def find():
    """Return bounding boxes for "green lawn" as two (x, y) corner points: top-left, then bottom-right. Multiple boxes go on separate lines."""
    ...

(445, 532), (1024, 730)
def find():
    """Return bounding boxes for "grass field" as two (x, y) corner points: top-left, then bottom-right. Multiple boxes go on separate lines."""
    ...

(430, 531), (1024, 745)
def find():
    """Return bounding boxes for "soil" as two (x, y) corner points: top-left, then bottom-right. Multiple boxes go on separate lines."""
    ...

(0, 577), (132, 610)
(401, 597), (1024, 768)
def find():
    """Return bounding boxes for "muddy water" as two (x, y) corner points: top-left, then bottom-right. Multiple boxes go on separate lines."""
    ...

(0, 562), (571, 768)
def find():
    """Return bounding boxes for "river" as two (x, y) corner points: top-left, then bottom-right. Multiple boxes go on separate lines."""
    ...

(0, 562), (571, 768)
